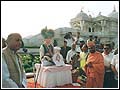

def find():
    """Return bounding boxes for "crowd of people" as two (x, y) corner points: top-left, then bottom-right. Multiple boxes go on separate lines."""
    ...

(39, 30), (118, 88)
(2, 30), (118, 88)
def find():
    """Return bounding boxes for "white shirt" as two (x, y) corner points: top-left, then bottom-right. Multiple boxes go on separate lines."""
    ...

(75, 37), (84, 53)
(111, 54), (118, 80)
(102, 52), (114, 72)
(66, 50), (76, 63)
(65, 38), (74, 47)
(75, 46), (82, 53)
(111, 54), (118, 72)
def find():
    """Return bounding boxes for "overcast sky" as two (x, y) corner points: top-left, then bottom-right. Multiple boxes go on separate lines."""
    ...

(1, 1), (119, 39)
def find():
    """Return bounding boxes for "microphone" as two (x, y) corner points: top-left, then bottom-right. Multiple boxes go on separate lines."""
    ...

(22, 48), (34, 62)
(22, 48), (28, 53)
(22, 48), (41, 64)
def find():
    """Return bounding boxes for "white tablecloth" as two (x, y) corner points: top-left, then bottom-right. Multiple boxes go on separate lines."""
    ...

(35, 64), (72, 88)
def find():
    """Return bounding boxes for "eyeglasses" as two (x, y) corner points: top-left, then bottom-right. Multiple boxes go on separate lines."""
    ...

(88, 47), (94, 49)
(88, 48), (92, 49)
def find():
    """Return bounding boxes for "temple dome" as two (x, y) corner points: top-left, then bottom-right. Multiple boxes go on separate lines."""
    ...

(108, 8), (118, 19)
(76, 10), (90, 21)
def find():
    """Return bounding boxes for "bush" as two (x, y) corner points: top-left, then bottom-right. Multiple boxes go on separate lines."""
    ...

(20, 54), (40, 73)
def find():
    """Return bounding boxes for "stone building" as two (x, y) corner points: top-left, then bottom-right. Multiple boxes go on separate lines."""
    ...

(23, 7), (118, 48)
(69, 7), (118, 47)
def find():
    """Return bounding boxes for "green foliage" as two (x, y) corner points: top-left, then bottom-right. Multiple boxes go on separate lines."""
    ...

(20, 54), (40, 73)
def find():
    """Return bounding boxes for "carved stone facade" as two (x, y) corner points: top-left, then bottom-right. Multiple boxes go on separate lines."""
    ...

(69, 8), (118, 47)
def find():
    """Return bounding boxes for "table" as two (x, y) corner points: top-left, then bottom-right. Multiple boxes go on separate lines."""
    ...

(35, 64), (72, 88)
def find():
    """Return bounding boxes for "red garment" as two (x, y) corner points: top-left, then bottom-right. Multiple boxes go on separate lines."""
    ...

(85, 51), (105, 88)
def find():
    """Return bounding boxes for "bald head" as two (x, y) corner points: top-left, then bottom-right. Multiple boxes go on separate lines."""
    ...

(6, 33), (21, 42)
(87, 41), (95, 48)
(87, 41), (96, 53)
(6, 33), (23, 52)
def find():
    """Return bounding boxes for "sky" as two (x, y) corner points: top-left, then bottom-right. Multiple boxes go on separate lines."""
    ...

(1, 1), (119, 39)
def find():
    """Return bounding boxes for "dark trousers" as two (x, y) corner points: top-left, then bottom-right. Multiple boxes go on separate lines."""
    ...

(103, 72), (114, 88)
(112, 79), (118, 88)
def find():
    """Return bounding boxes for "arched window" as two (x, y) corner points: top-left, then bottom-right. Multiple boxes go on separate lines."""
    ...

(89, 27), (91, 32)
(92, 27), (94, 32)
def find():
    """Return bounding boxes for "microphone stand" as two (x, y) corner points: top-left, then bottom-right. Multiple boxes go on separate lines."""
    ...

(22, 48), (41, 88)
(27, 53), (37, 88)
(29, 53), (41, 88)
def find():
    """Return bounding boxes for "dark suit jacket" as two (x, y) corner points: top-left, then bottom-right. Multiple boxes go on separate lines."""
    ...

(60, 46), (71, 59)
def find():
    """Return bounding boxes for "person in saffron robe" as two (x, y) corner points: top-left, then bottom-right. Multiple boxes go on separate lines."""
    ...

(84, 41), (105, 88)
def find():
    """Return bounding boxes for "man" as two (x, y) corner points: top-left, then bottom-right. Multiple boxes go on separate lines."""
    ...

(84, 41), (105, 88)
(79, 44), (88, 71)
(60, 40), (71, 63)
(93, 36), (100, 45)
(102, 43), (114, 88)
(74, 44), (88, 84)
(39, 37), (54, 60)
(64, 32), (75, 48)
(86, 35), (94, 44)
(111, 48), (118, 88)
(75, 32), (84, 52)
(2, 33), (27, 88)
(66, 43), (76, 64)
(40, 28), (54, 66)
